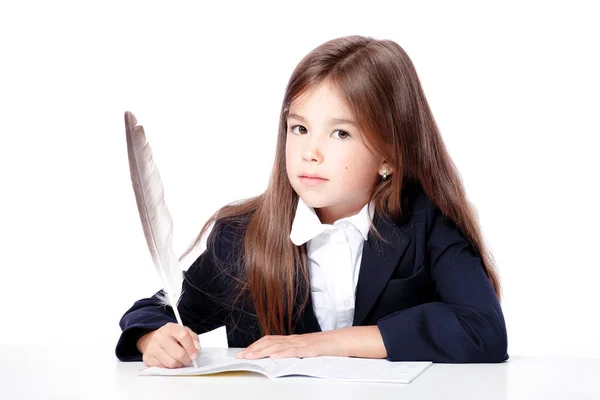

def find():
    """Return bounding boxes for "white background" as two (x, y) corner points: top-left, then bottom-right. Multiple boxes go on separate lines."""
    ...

(1, 0), (598, 358)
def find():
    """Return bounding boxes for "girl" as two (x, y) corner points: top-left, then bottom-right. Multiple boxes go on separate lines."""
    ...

(116, 35), (508, 368)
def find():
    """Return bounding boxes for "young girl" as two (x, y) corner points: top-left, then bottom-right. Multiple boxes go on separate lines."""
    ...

(116, 35), (508, 368)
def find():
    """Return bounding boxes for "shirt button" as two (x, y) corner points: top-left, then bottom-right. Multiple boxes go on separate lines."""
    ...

(344, 299), (351, 306)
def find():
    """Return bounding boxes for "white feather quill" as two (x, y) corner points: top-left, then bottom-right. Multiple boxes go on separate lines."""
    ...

(124, 111), (198, 367)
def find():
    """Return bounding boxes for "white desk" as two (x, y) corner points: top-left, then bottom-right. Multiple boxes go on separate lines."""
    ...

(1, 343), (599, 399)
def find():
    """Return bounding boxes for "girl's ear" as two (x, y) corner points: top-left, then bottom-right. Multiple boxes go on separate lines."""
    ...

(379, 162), (394, 177)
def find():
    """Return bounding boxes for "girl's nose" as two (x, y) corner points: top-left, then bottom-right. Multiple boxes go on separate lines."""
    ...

(302, 147), (323, 163)
(302, 137), (324, 163)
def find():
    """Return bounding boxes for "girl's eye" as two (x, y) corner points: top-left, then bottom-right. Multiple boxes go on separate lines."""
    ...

(289, 125), (351, 140)
(332, 130), (351, 140)
(290, 125), (308, 135)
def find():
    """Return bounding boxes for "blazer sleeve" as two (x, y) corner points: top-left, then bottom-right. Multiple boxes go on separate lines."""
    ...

(115, 222), (229, 362)
(376, 199), (508, 363)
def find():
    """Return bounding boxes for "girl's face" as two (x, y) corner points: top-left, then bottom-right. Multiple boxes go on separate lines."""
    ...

(285, 81), (386, 224)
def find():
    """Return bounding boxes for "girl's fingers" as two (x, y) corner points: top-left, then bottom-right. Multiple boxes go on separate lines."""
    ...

(185, 326), (199, 341)
(170, 327), (198, 361)
(175, 327), (200, 362)
(270, 347), (300, 359)
(185, 327), (201, 351)
(160, 338), (191, 367)
(243, 343), (290, 359)
(236, 335), (297, 359)
(236, 339), (275, 358)
(156, 344), (185, 369)
(144, 355), (163, 368)
(271, 345), (320, 359)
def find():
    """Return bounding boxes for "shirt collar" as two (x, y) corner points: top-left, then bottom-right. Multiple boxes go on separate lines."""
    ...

(289, 197), (375, 246)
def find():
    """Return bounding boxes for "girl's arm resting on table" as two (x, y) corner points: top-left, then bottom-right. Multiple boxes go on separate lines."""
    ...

(115, 295), (177, 361)
(374, 201), (508, 363)
(115, 224), (228, 362)
(115, 274), (226, 361)
(376, 301), (507, 363)
(338, 326), (387, 359)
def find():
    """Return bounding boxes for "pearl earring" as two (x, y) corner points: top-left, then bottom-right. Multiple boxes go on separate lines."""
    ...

(382, 170), (387, 181)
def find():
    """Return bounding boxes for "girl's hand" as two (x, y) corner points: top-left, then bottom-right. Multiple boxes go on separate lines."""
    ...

(235, 330), (348, 360)
(136, 322), (200, 368)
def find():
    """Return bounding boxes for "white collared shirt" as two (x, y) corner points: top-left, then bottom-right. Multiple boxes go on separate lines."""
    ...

(183, 199), (374, 332)
(289, 197), (374, 331)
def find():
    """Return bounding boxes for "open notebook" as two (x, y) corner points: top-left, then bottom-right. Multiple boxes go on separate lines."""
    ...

(138, 347), (433, 383)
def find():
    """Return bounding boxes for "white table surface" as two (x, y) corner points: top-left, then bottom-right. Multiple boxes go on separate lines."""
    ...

(1, 343), (599, 399)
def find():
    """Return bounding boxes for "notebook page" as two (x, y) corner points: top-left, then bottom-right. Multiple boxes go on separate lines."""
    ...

(138, 352), (299, 377)
(274, 356), (433, 383)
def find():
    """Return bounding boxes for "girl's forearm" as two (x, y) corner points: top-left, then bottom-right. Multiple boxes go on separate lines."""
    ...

(339, 325), (388, 359)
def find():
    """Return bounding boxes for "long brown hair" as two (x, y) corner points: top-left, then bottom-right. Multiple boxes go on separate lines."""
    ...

(179, 35), (501, 336)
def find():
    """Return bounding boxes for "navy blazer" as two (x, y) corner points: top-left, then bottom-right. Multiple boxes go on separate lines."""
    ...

(116, 184), (508, 363)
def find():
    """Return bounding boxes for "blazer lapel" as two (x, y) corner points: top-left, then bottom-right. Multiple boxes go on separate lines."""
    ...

(352, 213), (411, 326)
